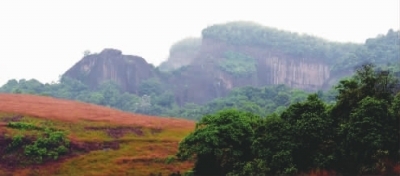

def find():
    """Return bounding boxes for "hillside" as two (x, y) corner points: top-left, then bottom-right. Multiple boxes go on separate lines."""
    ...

(0, 21), (398, 120)
(63, 22), (399, 105)
(0, 94), (194, 175)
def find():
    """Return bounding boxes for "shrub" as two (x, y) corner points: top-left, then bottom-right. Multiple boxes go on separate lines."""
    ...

(24, 129), (70, 163)
(7, 122), (42, 130)
(7, 134), (24, 151)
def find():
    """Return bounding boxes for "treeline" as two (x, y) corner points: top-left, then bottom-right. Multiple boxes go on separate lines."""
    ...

(201, 21), (399, 73)
(332, 29), (400, 73)
(176, 64), (400, 175)
(202, 21), (361, 65)
(0, 76), (329, 120)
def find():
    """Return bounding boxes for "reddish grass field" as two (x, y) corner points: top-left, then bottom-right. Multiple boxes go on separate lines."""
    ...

(0, 93), (195, 176)
(0, 93), (195, 129)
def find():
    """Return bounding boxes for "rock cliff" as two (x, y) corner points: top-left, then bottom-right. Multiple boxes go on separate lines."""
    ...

(63, 21), (379, 105)
(63, 44), (334, 105)
(63, 49), (155, 94)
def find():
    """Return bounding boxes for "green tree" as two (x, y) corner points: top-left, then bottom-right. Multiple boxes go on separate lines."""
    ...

(329, 63), (399, 174)
(331, 63), (398, 124)
(336, 97), (398, 174)
(176, 109), (260, 175)
(281, 94), (334, 172)
(138, 78), (163, 96)
(250, 114), (296, 174)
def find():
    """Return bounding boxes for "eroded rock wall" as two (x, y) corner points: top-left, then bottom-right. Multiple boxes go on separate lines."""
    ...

(261, 57), (330, 90)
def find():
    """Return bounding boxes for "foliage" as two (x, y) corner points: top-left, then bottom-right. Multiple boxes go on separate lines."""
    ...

(24, 129), (70, 163)
(177, 109), (260, 175)
(165, 155), (176, 164)
(7, 134), (24, 151)
(332, 29), (400, 72)
(218, 51), (256, 77)
(202, 21), (361, 65)
(138, 78), (163, 96)
(0, 112), (194, 175)
(177, 64), (400, 175)
(0, 28), (398, 122)
(0, 77), (313, 121)
(8, 122), (42, 130)
(5, 121), (70, 164)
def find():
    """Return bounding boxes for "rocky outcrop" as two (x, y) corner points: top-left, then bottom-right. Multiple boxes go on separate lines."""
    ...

(63, 44), (334, 105)
(260, 57), (330, 90)
(191, 38), (332, 92)
(63, 49), (156, 94)
(61, 22), (398, 105)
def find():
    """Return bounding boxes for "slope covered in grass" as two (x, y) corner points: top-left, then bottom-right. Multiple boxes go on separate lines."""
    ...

(0, 93), (195, 176)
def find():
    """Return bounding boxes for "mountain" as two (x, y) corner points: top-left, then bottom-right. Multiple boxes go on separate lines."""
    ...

(62, 21), (399, 105)
(0, 93), (194, 175)
(1, 21), (398, 120)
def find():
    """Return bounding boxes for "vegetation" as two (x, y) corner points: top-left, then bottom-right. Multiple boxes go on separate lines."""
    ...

(0, 23), (398, 122)
(202, 21), (361, 66)
(0, 21), (398, 175)
(0, 77), (320, 121)
(219, 51), (257, 77)
(0, 96), (194, 175)
(4, 120), (70, 164)
(176, 64), (400, 175)
(332, 29), (400, 73)
(159, 37), (201, 71)
(202, 21), (399, 73)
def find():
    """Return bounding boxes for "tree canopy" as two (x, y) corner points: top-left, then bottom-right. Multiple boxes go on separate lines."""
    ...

(176, 64), (400, 175)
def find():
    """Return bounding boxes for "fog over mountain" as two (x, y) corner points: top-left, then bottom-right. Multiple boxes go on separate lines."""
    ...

(0, 0), (399, 86)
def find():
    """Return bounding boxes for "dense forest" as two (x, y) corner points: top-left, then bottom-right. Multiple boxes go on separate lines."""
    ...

(176, 64), (400, 175)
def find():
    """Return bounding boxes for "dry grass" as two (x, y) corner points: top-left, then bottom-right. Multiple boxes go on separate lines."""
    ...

(0, 93), (195, 129)
(0, 93), (195, 176)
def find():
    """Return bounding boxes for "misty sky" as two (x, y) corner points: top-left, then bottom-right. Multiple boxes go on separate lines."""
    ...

(0, 0), (399, 86)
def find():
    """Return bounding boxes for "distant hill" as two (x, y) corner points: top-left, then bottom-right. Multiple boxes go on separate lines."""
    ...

(0, 93), (194, 175)
(63, 21), (399, 104)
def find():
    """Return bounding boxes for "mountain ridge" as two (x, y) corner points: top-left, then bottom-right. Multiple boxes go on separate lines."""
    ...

(62, 21), (399, 105)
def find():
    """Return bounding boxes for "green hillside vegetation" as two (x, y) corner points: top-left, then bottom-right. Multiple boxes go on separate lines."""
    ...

(202, 21), (361, 66)
(176, 64), (400, 175)
(219, 51), (257, 77)
(159, 37), (201, 71)
(0, 22), (398, 121)
(202, 21), (399, 73)
(0, 77), (321, 121)
(332, 29), (400, 73)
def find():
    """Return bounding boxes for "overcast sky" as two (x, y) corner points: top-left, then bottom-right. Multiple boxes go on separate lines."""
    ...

(0, 0), (399, 86)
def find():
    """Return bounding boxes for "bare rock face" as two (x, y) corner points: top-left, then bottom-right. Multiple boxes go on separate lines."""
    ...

(260, 57), (330, 90)
(63, 49), (155, 94)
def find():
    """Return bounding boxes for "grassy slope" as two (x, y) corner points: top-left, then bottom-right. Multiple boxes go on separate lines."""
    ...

(0, 93), (195, 176)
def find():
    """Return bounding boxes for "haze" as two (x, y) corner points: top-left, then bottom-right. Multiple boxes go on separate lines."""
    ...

(0, 0), (399, 86)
